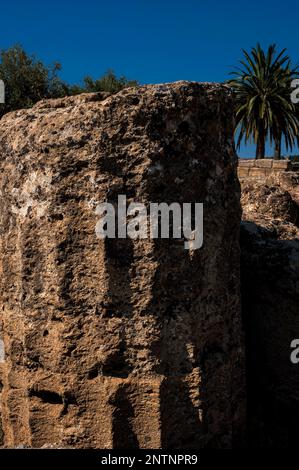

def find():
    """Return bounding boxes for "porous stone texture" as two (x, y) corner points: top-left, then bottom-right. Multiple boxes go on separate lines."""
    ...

(0, 82), (245, 448)
(266, 171), (299, 206)
(240, 177), (299, 447)
(241, 181), (298, 232)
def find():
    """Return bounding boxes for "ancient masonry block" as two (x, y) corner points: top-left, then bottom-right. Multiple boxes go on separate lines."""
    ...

(238, 158), (293, 183)
(0, 82), (245, 448)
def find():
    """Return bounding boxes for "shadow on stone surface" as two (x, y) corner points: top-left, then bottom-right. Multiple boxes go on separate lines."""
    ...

(241, 221), (299, 448)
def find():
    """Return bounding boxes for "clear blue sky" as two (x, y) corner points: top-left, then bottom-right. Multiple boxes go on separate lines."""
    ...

(1, 0), (299, 157)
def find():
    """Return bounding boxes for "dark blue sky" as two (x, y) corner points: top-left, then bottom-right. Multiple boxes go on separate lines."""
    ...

(2, 0), (299, 156)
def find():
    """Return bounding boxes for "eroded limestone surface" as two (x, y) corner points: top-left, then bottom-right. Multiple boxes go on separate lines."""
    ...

(0, 82), (245, 448)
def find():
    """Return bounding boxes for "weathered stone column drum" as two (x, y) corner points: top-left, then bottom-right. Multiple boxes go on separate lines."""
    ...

(0, 82), (245, 448)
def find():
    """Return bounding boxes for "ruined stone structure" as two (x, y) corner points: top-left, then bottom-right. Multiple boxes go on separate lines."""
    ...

(0, 83), (245, 448)
(238, 158), (293, 182)
(240, 171), (299, 447)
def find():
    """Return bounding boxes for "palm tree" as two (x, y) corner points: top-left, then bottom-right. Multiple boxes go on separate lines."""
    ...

(270, 62), (299, 159)
(229, 44), (299, 159)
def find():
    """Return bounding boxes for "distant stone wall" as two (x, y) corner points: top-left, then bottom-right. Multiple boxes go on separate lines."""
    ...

(238, 159), (292, 182)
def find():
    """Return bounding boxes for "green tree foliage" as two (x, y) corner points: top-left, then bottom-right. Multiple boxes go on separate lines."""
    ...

(0, 46), (138, 117)
(0, 45), (68, 116)
(229, 44), (299, 159)
(69, 69), (138, 95)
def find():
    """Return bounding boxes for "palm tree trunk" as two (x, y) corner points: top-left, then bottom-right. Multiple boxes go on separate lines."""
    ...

(274, 135), (281, 160)
(255, 124), (265, 159)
